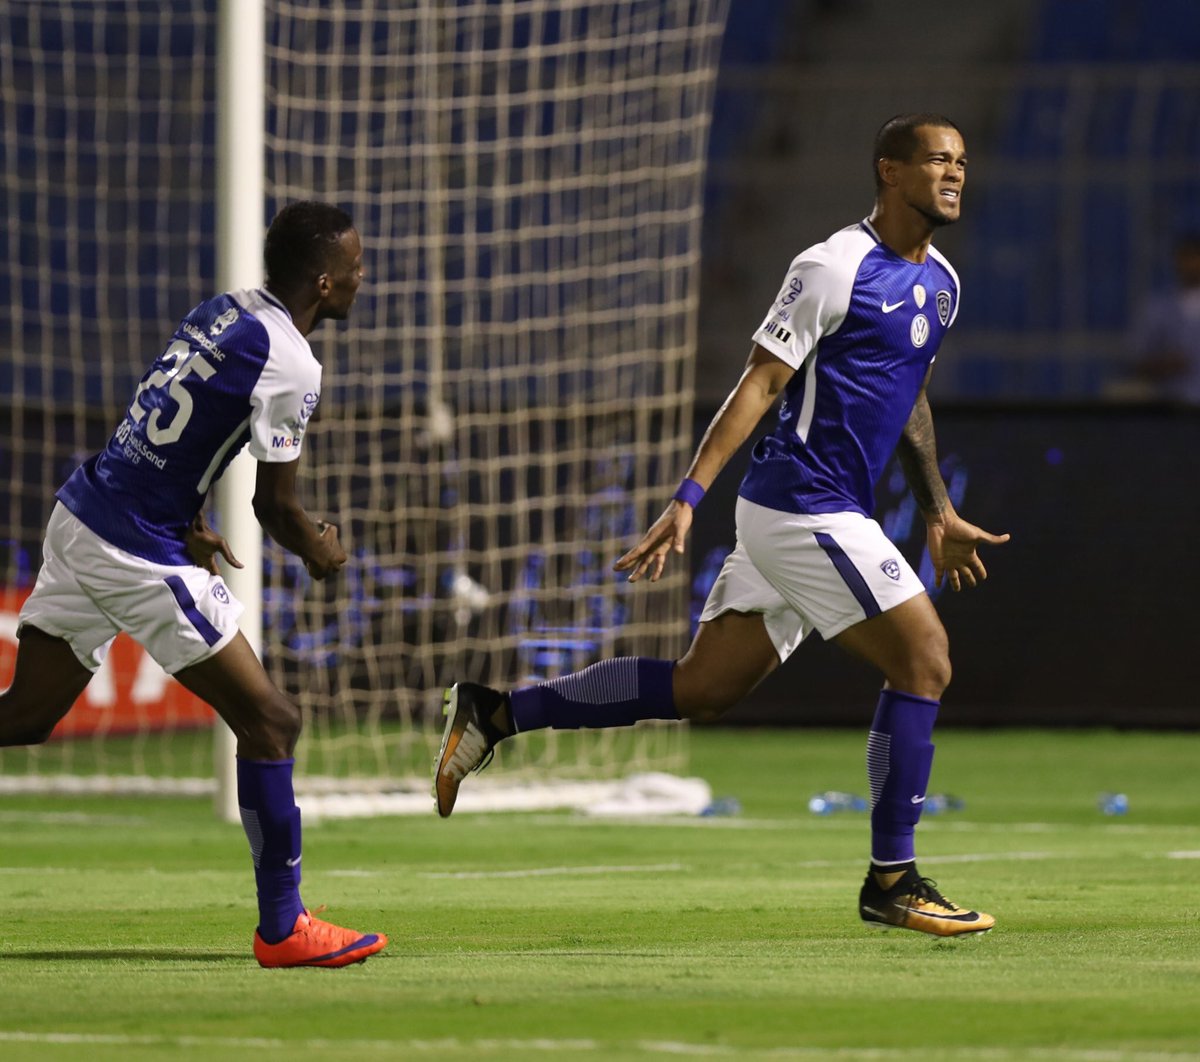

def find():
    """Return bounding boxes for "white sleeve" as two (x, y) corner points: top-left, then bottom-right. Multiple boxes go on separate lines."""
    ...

(247, 340), (322, 463)
(752, 250), (854, 369)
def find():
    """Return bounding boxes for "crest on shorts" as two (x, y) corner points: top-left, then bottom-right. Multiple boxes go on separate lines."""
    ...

(936, 290), (952, 326)
(212, 583), (230, 604)
(880, 558), (901, 581)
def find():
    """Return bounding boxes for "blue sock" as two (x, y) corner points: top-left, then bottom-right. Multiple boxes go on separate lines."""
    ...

(237, 758), (305, 944)
(866, 689), (939, 865)
(510, 658), (678, 732)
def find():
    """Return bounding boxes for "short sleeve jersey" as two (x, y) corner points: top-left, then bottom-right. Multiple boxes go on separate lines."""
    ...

(739, 219), (960, 517)
(56, 288), (321, 566)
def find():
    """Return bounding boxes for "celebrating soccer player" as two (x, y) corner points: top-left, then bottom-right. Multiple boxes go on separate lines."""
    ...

(0, 201), (387, 967)
(435, 115), (1010, 937)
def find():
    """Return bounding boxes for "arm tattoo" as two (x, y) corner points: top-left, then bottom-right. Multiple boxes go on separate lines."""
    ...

(896, 391), (949, 518)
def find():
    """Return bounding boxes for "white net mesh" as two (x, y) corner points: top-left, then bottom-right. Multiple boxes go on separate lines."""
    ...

(0, 0), (730, 806)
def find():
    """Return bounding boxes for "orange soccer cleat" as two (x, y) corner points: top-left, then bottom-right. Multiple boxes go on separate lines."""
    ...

(253, 908), (388, 968)
(858, 864), (995, 937)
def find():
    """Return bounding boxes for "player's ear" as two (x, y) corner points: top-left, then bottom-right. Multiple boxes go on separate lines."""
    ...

(876, 157), (900, 188)
(316, 272), (332, 297)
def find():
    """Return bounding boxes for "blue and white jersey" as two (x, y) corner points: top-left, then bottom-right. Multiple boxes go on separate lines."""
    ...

(739, 219), (960, 517)
(56, 288), (321, 566)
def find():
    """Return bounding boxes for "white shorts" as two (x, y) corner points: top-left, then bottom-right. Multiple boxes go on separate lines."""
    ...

(18, 503), (244, 674)
(699, 497), (926, 661)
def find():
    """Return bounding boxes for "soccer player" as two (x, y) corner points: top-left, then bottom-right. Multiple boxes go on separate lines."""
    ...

(435, 115), (1009, 937)
(0, 201), (387, 967)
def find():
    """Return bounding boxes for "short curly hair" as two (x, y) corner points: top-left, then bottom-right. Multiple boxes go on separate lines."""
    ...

(264, 201), (355, 290)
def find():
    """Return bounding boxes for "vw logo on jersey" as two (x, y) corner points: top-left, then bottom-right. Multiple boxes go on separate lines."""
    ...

(910, 314), (930, 348)
(912, 284), (926, 309)
(880, 558), (902, 581)
(936, 290), (952, 325)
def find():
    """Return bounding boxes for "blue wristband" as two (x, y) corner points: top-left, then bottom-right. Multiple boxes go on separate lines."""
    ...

(673, 478), (705, 508)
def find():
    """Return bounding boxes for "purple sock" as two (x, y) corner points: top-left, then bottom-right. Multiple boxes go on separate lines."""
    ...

(237, 758), (305, 944)
(510, 657), (678, 732)
(866, 689), (939, 865)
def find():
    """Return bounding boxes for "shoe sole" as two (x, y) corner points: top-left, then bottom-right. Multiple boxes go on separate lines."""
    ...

(861, 914), (993, 937)
(432, 685), (463, 818)
(255, 933), (389, 968)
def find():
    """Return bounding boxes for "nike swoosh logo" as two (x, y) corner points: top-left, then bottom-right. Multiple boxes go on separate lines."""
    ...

(910, 795), (925, 804)
(286, 856), (302, 867)
(882, 300), (906, 313)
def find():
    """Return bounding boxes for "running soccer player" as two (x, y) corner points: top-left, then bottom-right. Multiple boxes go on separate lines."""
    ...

(0, 201), (387, 967)
(435, 115), (1009, 937)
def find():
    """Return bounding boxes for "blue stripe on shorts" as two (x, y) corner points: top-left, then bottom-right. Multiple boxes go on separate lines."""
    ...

(164, 574), (223, 647)
(814, 531), (881, 619)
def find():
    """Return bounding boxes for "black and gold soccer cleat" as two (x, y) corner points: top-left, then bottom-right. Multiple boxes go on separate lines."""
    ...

(859, 863), (995, 937)
(432, 682), (511, 818)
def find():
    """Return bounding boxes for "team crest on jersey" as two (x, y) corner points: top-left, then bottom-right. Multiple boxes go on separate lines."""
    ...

(936, 290), (952, 325)
(879, 558), (901, 581)
(912, 284), (926, 308)
(210, 308), (239, 336)
(910, 314), (930, 348)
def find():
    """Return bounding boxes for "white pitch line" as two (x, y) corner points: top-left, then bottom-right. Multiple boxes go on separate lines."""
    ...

(522, 814), (794, 829)
(420, 862), (686, 880)
(920, 851), (1060, 865)
(0, 1032), (1195, 1061)
(0, 810), (149, 826)
(2, 847), (1194, 882)
(0, 867), (79, 875)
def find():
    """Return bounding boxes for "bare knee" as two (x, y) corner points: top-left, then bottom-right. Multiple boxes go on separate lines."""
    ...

(675, 679), (739, 723)
(672, 617), (781, 722)
(887, 634), (952, 700)
(673, 659), (771, 723)
(237, 692), (302, 760)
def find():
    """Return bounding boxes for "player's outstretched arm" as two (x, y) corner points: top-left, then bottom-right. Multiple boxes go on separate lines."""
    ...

(252, 459), (348, 580)
(896, 381), (1010, 592)
(615, 345), (793, 583)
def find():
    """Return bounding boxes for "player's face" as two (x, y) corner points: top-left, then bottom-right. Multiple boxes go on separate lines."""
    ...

(895, 126), (967, 228)
(319, 229), (365, 321)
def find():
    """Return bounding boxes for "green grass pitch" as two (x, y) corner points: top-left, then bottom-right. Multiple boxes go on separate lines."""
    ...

(1, 727), (1198, 1061)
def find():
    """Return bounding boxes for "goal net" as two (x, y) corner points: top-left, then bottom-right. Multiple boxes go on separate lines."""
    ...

(0, 0), (729, 815)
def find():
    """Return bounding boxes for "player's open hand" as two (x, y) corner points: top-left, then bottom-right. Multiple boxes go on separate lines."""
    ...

(305, 521), (348, 581)
(614, 501), (693, 583)
(927, 511), (1010, 592)
(185, 512), (244, 576)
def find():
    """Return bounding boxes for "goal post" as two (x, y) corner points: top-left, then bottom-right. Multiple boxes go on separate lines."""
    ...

(0, 0), (731, 816)
(212, 0), (266, 824)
